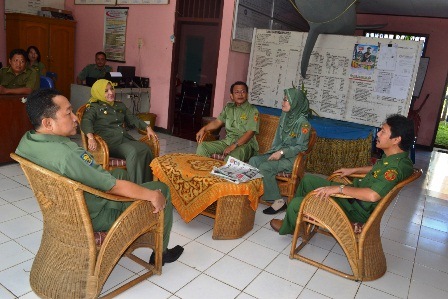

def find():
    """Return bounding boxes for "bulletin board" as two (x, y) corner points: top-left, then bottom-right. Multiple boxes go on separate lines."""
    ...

(247, 29), (423, 127)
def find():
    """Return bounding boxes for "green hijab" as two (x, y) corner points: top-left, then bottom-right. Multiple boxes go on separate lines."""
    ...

(279, 88), (309, 139)
(89, 79), (115, 106)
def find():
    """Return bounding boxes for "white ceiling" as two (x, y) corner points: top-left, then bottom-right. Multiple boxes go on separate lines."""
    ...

(356, 0), (448, 19)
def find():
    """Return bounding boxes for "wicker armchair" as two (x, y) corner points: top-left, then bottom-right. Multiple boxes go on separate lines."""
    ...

(76, 104), (160, 171)
(199, 113), (317, 203)
(11, 153), (163, 298)
(289, 168), (422, 281)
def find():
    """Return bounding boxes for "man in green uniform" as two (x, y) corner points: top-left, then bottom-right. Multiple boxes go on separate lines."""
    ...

(0, 49), (39, 95)
(16, 88), (183, 265)
(76, 51), (112, 85)
(196, 81), (260, 162)
(270, 114), (415, 234)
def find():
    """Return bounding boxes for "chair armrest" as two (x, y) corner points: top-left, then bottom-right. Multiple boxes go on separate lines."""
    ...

(139, 135), (160, 158)
(198, 130), (215, 143)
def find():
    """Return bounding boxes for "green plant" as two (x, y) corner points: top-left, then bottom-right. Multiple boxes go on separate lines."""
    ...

(435, 121), (448, 148)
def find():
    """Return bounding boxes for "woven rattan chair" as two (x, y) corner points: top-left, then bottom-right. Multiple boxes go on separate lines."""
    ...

(290, 168), (422, 281)
(11, 153), (163, 298)
(199, 113), (316, 203)
(76, 104), (160, 171)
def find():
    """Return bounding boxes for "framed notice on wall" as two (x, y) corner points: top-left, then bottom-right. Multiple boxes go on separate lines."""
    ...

(117, 0), (169, 4)
(104, 7), (129, 62)
(75, 0), (117, 4)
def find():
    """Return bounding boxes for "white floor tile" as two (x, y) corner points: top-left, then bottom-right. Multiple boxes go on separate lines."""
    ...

(205, 255), (262, 290)
(322, 251), (353, 275)
(15, 231), (43, 255)
(355, 284), (401, 299)
(196, 230), (245, 253)
(381, 238), (416, 261)
(408, 279), (448, 299)
(0, 178), (22, 192)
(412, 263), (448, 292)
(363, 271), (411, 298)
(386, 217), (421, 235)
(298, 288), (331, 299)
(422, 216), (448, 233)
(149, 261), (200, 293)
(0, 259), (33, 297)
(247, 227), (291, 252)
(175, 274), (240, 299)
(417, 236), (448, 257)
(171, 218), (212, 240)
(415, 248), (448, 273)
(12, 197), (40, 214)
(382, 226), (419, 248)
(177, 241), (224, 272)
(244, 271), (303, 299)
(0, 215), (43, 239)
(0, 203), (27, 223)
(101, 264), (138, 295)
(306, 270), (360, 299)
(228, 240), (278, 269)
(0, 241), (34, 272)
(419, 225), (448, 244)
(265, 253), (317, 286)
(0, 284), (16, 299)
(114, 280), (171, 299)
(0, 186), (34, 203)
(384, 253), (414, 278)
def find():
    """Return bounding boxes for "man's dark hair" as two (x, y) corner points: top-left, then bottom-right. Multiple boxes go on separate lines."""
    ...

(26, 89), (63, 129)
(26, 46), (41, 62)
(386, 114), (415, 151)
(230, 81), (248, 93)
(9, 49), (27, 60)
(95, 51), (107, 59)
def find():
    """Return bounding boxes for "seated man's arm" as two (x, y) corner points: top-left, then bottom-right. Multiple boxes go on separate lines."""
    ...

(108, 179), (166, 213)
(77, 66), (88, 84)
(76, 76), (83, 85)
(223, 130), (255, 155)
(0, 85), (33, 95)
(196, 119), (224, 142)
(333, 166), (373, 177)
(315, 184), (381, 203)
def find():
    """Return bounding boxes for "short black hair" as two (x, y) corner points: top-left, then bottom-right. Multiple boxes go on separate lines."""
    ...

(386, 114), (415, 151)
(230, 81), (248, 93)
(26, 46), (41, 62)
(26, 89), (63, 129)
(95, 51), (107, 59)
(9, 49), (27, 60)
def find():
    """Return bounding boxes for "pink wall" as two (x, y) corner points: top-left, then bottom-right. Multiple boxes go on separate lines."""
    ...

(356, 14), (448, 147)
(0, 0), (6, 65)
(65, 0), (175, 128)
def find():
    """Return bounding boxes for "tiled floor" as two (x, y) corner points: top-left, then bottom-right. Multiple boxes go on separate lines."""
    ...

(1, 132), (448, 299)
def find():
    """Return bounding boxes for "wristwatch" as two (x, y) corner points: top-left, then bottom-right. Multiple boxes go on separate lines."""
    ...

(339, 185), (345, 194)
(280, 150), (284, 156)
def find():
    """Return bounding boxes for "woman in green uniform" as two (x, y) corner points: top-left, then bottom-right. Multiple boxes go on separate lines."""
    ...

(80, 79), (157, 184)
(249, 87), (311, 214)
(26, 46), (46, 76)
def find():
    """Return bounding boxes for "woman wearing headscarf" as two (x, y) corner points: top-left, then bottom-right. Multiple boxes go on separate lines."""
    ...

(81, 79), (157, 184)
(249, 87), (311, 214)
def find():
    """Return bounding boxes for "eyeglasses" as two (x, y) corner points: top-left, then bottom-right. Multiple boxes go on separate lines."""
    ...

(233, 90), (247, 95)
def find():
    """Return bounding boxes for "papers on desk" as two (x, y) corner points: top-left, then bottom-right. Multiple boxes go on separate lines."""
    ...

(211, 157), (263, 184)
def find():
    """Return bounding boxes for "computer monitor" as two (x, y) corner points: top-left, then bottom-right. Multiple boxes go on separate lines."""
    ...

(117, 66), (136, 87)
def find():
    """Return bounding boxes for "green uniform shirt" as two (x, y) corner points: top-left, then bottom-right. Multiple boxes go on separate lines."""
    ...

(338, 151), (414, 221)
(0, 67), (39, 90)
(267, 119), (310, 159)
(78, 64), (112, 81)
(81, 101), (148, 148)
(217, 100), (260, 150)
(15, 131), (128, 231)
(29, 61), (46, 76)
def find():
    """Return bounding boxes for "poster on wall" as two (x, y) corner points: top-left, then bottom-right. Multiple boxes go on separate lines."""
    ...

(104, 7), (128, 62)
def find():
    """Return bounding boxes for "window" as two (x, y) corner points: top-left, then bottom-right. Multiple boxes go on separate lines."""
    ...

(364, 30), (428, 56)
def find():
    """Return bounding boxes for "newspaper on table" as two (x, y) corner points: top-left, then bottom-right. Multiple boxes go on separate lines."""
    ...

(211, 156), (263, 184)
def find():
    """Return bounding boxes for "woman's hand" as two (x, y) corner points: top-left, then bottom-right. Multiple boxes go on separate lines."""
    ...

(87, 137), (97, 151)
(146, 126), (158, 140)
(268, 151), (282, 161)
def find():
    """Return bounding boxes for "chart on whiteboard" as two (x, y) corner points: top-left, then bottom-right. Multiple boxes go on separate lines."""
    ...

(247, 29), (423, 127)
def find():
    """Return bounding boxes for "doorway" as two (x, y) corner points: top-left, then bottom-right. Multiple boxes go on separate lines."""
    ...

(168, 0), (223, 140)
(434, 86), (448, 149)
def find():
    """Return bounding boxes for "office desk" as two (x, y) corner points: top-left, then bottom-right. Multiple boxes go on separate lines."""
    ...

(0, 94), (33, 163)
(70, 84), (151, 115)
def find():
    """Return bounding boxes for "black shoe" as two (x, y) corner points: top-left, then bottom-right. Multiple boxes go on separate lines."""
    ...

(263, 199), (287, 215)
(150, 245), (184, 266)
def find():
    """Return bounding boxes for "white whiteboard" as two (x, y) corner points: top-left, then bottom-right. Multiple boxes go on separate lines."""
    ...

(247, 29), (423, 127)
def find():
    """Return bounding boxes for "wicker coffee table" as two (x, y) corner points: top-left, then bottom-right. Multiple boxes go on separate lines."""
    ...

(150, 153), (263, 239)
